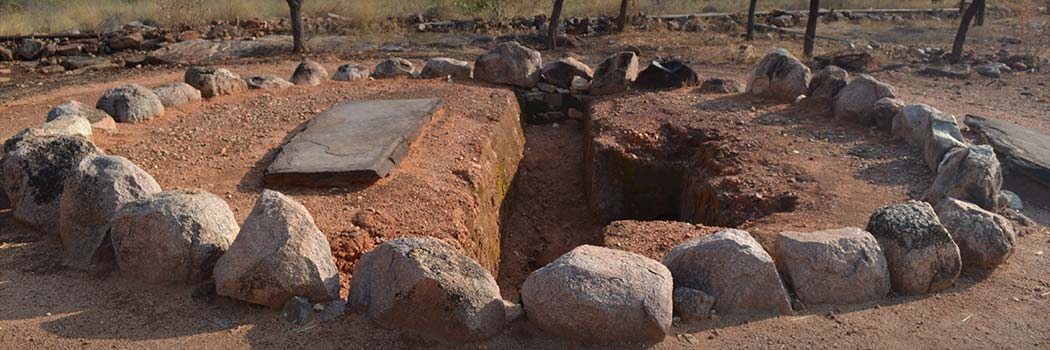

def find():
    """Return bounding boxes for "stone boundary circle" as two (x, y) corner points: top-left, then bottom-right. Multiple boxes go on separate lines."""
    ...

(264, 98), (443, 186)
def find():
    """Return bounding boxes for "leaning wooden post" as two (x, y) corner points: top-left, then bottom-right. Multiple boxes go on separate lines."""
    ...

(803, 0), (820, 57)
(746, 0), (759, 41)
(548, 0), (565, 50)
(951, 0), (985, 63)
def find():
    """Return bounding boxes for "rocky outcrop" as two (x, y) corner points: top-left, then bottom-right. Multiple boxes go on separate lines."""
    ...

(746, 49), (811, 101)
(348, 236), (506, 342)
(289, 60), (328, 86)
(541, 57), (593, 89)
(371, 58), (417, 79)
(184, 66), (248, 98)
(589, 51), (640, 96)
(776, 227), (891, 305)
(473, 41), (542, 88)
(522, 245), (672, 344)
(110, 189), (239, 285)
(59, 155), (161, 268)
(420, 57), (472, 80)
(935, 197), (1016, 268)
(664, 229), (792, 315)
(216, 190), (339, 308)
(95, 84), (165, 123)
(152, 82), (202, 107)
(924, 145), (1002, 210)
(866, 200), (961, 295)
(833, 74), (897, 125)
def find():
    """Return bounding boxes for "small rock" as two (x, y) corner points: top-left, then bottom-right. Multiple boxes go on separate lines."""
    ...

(473, 41), (543, 88)
(47, 100), (113, 124)
(1000, 190), (1023, 210)
(371, 58), (416, 79)
(244, 75), (294, 89)
(151, 82), (202, 107)
(281, 296), (312, 325)
(331, 64), (369, 81)
(185, 66), (247, 98)
(673, 287), (715, 321)
(892, 104), (941, 147)
(590, 51), (640, 96)
(870, 97), (905, 131)
(935, 197), (1016, 268)
(570, 75), (590, 93)
(541, 57), (593, 89)
(833, 74), (897, 125)
(419, 57), (472, 80)
(805, 66), (850, 112)
(289, 60), (328, 86)
(747, 49), (812, 101)
(107, 32), (143, 51)
(699, 77), (745, 94)
(634, 59), (701, 90)
(923, 115), (966, 171)
(95, 84), (165, 123)
(924, 145), (1003, 210)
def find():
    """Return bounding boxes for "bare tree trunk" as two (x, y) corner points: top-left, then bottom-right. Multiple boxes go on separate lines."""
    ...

(287, 0), (307, 53)
(951, 0), (984, 63)
(975, 5), (985, 26)
(548, 0), (565, 50)
(746, 0), (758, 41)
(803, 0), (820, 57)
(617, 0), (631, 33)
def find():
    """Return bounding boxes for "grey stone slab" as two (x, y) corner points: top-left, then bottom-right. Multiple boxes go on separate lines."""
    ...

(965, 114), (1050, 189)
(265, 98), (443, 187)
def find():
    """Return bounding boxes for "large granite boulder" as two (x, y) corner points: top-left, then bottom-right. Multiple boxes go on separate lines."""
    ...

(924, 145), (1002, 210)
(110, 189), (239, 285)
(244, 74), (294, 90)
(935, 197), (1016, 268)
(892, 104), (941, 146)
(634, 59), (701, 90)
(541, 57), (593, 89)
(289, 60), (328, 86)
(805, 65), (850, 112)
(924, 115), (966, 171)
(419, 57), (472, 80)
(832, 74), (897, 125)
(2, 134), (102, 236)
(866, 201), (961, 295)
(331, 64), (369, 81)
(215, 190), (340, 308)
(746, 49), (812, 101)
(371, 58), (417, 79)
(522, 245), (672, 344)
(184, 66), (247, 98)
(663, 229), (792, 315)
(59, 155), (161, 268)
(349, 236), (506, 342)
(589, 51), (640, 96)
(95, 84), (165, 123)
(473, 41), (542, 88)
(151, 82), (202, 107)
(776, 227), (891, 305)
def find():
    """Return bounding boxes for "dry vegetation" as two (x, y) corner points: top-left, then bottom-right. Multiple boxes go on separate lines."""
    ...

(0, 0), (952, 35)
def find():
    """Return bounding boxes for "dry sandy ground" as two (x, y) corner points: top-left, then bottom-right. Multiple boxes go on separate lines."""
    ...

(1, 22), (1049, 349)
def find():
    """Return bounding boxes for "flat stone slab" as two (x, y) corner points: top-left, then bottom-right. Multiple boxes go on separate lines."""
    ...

(265, 98), (443, 186)
(965, 115), (1050, 188)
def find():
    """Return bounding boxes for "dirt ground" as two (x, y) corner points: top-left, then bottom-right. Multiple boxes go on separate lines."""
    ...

(1, 14), (1049, 350)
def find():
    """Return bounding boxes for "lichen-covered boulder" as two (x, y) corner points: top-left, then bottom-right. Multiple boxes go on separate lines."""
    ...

(151, 82), (202, 107)
(923, 115), (966, 171)
(522, 245), (672, 344)
(289, 60), (328, 86)
(924, 145), (1002, 210)
(746, 49), (812, 101)
(833, 74), (897, 125)
(805, 65), (850, 111)
(331, 64), (369, 81)
(871, 97), (905, 131)
(776, 227), (891, 305)
(216, 190), (340, 308)
(935, 197), (1016, 268)
(110, 189), (239, 285)
(244, 74), (294, 90)
(371, 58), (417, 79)
(474, 42), (542, 88)
(866, 200), (961, 295)
(2, 134), (102, 236)
(590, 51), (640, 96)
(184, 66), (247, 98)
(59, 155), (161, 268)
(420, 57), (472, 80)
(664, 229), (792, 315)
(95, 84), (165, 123)
(541, 57), (593, 89)
(892, 104), (941, 146)
(349, 236), (506, 343)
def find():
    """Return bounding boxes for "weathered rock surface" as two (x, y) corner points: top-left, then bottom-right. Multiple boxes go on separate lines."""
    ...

(152, 82), (202, 107)
(48, 100), (115, 125)
(107, 32), (143, 50)
(866, 200), (961, 295)
(935, 197), (1016, 268)
(871, 97), (905, 131)
(522, 245), (672, 344)
(289, 60), (328, 86)
(349, 237), (506, 342)
(805, 65), (850, 111)
(110, 189), (239, 285)
(776, 227), (891, 305)
(95, 84), (165, 123)
(331, 64), (369, 81)
(924, 115), (966, 171)
(673, 287), (715, 321)
(420, 57), (472, 80)
(39, 116), (93, 140)
(15, 39), (45, 60)
(184, 66), (247, 98)
(541, 57), (593, 89)
(215, 190), (339, 309)
(2, 134), (102, 236)
(371, 58), (417, 79)
(244, 74), (294, 89)
(893, 104), (940, 146)
(833, 74), (897, 125)
(590, 51), (640, 96)
(663, 229), (792, 315)
(473, 41), (542, 88)
(634, 59), (701, 90)
(746, 49), (812, 101)
(59, 155), (161, 268)
(924, 145), (1003, 210)
(965, 115), (1050, 189)
(699, 77), (744, 94)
